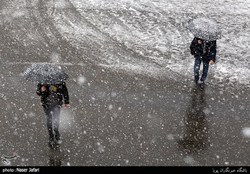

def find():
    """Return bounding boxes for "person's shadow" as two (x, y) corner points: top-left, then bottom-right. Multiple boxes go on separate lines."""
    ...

(48, 146), (63, 166)
(177, 85), (210, 154)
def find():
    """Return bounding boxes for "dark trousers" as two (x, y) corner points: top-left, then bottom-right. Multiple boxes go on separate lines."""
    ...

(194, 57), (210, 82)
(43, 105), (61, 142)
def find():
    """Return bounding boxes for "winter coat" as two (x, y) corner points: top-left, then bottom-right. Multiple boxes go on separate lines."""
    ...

(190, 37), (217, 62)
(36, 82), (69, 108)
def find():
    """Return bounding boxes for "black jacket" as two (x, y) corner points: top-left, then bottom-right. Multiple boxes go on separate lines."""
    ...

(190, 37), (216, 62)
(36, 82), (69, 108)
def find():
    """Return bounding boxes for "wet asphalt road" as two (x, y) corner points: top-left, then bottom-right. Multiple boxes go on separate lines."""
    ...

(0, 0), (250, 166)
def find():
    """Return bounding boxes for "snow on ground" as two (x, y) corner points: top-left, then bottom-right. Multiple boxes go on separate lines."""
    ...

(1, 0), (249, 87)
(50, 0), (250, 87)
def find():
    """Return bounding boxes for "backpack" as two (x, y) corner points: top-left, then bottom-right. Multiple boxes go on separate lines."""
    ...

(46, 84), (61, 106)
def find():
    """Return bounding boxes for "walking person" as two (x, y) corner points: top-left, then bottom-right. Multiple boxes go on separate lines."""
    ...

(190, 37), (217, 86)
(36, 82), (70, 148)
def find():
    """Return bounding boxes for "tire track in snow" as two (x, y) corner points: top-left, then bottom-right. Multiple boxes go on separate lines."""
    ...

(54, 0), (163, 66)
(26, 0), (89, 64)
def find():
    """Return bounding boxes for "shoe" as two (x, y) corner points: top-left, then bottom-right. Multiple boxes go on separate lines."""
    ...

(198, 80), (204, 84)
(55, 139), (62, 145)
(48, 141), (55, 149)
(198, 81), (205, 88)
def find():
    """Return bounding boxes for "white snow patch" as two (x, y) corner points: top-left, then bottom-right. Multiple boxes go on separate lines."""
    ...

(108, 104), (113, 110)
(50, 52), (61, 64)
(28, 112), (36, 118)
(183, 156), (199, 166)
(77, 76), (87, 85)
(203, 108), (211, 115)
(1, 160), (11, 166)
(167, 134), (174, 141)
(59, 0), (250, 87)
(97, 142), (105, 153)
(242, 127), (250, 138)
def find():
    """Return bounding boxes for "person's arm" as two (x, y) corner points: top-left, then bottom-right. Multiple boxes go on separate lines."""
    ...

(209, 41), (217, 64)
(190, 37), (196, 55)
(62, 82), (70, 106)
(36, 84), (47, 96)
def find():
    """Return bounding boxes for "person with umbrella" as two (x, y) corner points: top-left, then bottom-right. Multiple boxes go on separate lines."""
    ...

(36, 81), (70, 148)
(188, 17), (221, 86)
(23, 63), (70, 148)
(190, 37), (216, 85)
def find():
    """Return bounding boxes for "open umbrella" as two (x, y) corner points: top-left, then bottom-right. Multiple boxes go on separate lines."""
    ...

(188, 17), (222, 41)
(23, 63), (69, 84)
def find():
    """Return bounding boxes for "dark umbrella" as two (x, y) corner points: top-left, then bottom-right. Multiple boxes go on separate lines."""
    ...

(23, 63), (69, 84)
(188, 17), (222, 41)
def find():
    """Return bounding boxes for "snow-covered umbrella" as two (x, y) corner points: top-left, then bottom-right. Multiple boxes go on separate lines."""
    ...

(188, 17), (222, 41)
(23, 63), (69, 84)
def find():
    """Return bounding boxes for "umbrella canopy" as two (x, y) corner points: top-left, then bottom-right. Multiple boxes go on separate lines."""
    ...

(188, 17), (222, 41)
(23, 63), (69, 84)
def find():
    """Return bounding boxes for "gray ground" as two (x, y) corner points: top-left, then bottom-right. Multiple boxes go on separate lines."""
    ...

(0, 0), (250, 166)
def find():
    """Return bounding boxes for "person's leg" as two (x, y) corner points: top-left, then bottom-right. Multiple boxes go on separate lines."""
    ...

(44, 106), (54, 146)
(52, 105), (61, 143)
(194, 57), (201, 83)
(200, 61), (210, 82)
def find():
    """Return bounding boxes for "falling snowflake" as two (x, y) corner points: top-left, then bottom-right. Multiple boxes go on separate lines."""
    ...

(242, 127), (250, 138)
(77, 76), (86, 85)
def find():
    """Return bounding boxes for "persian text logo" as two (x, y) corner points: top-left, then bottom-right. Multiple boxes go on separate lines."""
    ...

(1, 153), (19, 165)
